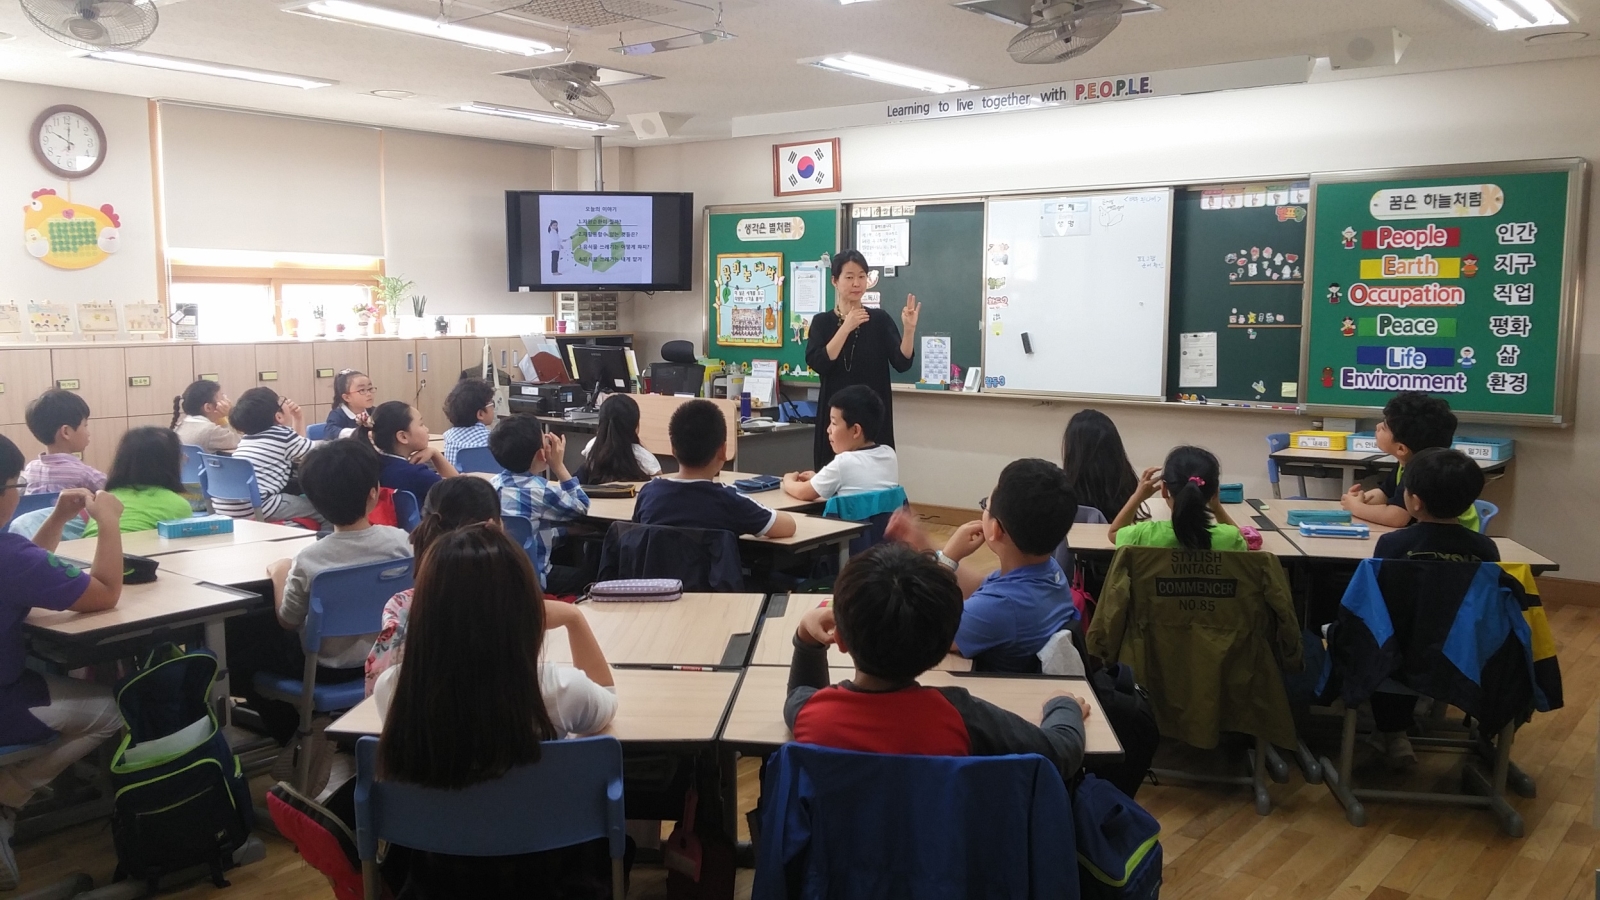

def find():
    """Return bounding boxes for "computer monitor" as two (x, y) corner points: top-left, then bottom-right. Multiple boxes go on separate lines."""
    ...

(649, 362), (705, 396)
(569, 345), (633, 397)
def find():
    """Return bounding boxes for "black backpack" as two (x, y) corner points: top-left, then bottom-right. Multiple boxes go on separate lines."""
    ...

(109, 645), (255, 890)
(1082, 663), (1160, 799)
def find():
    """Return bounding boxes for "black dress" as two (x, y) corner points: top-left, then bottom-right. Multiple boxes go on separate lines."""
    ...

(805, 308), (913, 469)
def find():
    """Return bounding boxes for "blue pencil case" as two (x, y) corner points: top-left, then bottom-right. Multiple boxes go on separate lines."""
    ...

(1286, 509), (1352, 526)
(733, 474), (782, 493)
(1218, 483), (1244, 504)
(1299, 523), (1370, 539)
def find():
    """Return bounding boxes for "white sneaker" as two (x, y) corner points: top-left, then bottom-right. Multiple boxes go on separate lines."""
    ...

(0, 806), (20, 890)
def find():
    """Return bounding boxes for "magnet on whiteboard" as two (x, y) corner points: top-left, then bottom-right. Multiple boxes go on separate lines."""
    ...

(1021, 332), (1033, 354)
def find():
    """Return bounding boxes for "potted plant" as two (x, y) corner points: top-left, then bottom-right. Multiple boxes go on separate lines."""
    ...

(375, 275), (414, 337)
(311, 304), (326, 338)
(353, 301), (377, 337)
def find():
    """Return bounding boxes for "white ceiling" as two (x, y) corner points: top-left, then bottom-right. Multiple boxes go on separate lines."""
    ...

(0, 0), (1596, 149)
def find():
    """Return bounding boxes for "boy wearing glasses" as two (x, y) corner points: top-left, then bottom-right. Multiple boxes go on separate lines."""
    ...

(440, 378), (496, 469)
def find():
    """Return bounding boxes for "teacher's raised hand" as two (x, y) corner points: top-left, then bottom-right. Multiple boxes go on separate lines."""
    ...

(901, 294), (921, 333)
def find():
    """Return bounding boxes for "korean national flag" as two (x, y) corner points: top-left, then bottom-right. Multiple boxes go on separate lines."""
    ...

(778, 142), (836, 194)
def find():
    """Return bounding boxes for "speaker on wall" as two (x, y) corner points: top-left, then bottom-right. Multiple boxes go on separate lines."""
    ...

(627, 112), (691, 141)
(1328, 27), (1410, 70)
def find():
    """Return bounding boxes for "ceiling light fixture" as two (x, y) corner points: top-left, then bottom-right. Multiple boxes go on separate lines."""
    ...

(455, 102), (619, 130)
(288, 0), (558, 55)
(1442, 0), (1571, 31)
(86, 50), (335, 88)
(806, 53), (978, 93)
(612, 29), (733, 55)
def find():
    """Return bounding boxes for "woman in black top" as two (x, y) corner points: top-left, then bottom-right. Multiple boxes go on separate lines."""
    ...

(805, 250), (920, 468)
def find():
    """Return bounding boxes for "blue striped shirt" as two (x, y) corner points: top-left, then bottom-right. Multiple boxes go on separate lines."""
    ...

(492, 471), (589, 583)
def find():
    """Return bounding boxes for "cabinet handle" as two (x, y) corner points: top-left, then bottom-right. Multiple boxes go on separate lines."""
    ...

(421, 353), (429, 372)
(406, 353), (414, 373)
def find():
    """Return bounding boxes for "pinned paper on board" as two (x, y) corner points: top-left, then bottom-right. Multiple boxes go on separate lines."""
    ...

(78, 303), (119, 333)
(920, 335), (952, 384)
(790, 261), (825, 315)
(1178, 331), (1217, 388)
(0, 305), (20, 334)
(124, 304), (166, 334)
(28, 302), (73, 335)
(857, 219), (910, 268)
(861, 291), (881, 309)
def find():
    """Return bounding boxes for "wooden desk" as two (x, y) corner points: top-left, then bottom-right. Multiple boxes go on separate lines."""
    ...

(720, 665), (1123, 758)
(329, 668), (740, 745)
(542, 593), (765, 668)
(56, 519), (311, 560)
(1068, 524), (1302, 559)
(154, 536), (320, 587)
(581, 472), (823, 519)
(580, 486), (864, 569)
(1247, 499), (1557, 571)
(748, 593), (972, 672)
(1269, 447), (1510, 491)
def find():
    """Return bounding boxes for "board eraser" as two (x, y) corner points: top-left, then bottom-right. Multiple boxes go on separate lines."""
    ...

(1021, 332), (1033, 354)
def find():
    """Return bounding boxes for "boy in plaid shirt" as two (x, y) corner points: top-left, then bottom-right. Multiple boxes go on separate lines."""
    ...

(489, 416), (590, 593)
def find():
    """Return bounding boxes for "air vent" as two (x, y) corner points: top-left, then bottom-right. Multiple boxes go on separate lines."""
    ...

(514, 0), (675, 28)
(953, 0), (1159, 28)
(498, 62), (659, 87)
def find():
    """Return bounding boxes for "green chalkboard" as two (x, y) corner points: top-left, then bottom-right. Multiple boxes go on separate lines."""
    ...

(1304, 160), (1586, 423)
(1166, 183), (1309, 407)
(705, 206), (839, 381)
(848, 201), (984, 385)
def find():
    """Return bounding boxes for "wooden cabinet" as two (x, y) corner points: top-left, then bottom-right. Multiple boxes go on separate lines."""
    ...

(365, 340), (416, 410)
(124, 345), (196, 418)
(0, 348), (55, 426)
(0, 423), (43, 463)
(50, 348), (127, 418)
(192, 345), (259, 401)
(254, 343), (315, 408)
(312, 341), (369, 409)
(81, 417), (127, 473)
(414, 338), (462, 423)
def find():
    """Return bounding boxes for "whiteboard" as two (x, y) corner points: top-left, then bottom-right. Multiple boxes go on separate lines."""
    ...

(982, 189), (1173, 398)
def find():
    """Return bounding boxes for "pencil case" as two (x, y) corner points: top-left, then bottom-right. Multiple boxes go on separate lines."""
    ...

(123, 555), (160, 585)
(583, 482), (638, 499)
(1298, 523), (1370, 539)
(585, 579), (683, 603)
(1218, 483), (1244, 504)
(734, 474), (782, 493)
(158, 514), (234, 538)
(1286, 509), (1352, 526)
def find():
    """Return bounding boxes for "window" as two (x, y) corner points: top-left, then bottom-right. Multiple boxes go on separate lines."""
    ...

(167, 249), (383, 342)
(282, 283), (375, 339)
(170, 282), (275, 344)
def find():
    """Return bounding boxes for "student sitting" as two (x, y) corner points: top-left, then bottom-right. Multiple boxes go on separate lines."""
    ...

(325, 369), (375, 438)
(80, 427), (195, 537)
(1061, 409), (1144, 523)
(171, 379), (239, 454)
(0, 436), (124, 888)
(890, 459), (1078, 672)
(1110, 445), (1246, 551)
(786, 542), (1086, 780)
(490, 416), (592, 594)
(21, 389), (104, 494)
(1374, 448), (1498, 563)
(1343, 391), (1466, 529)
(216, 387), (319, 522)
(781, 385), (898, 502)
(373, 525), (617, 896)
(370, 400), (458, 500)
(632, 400), (796, 538)
(579, 394), (660, 484)
(365, 477), (501, 695)
(441, 378), (496, 469)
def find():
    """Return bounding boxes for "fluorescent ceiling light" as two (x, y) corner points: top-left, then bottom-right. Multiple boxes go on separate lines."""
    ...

(288, 0), (558, 55)
(455, 102), (619, 130)
(807, 53), (977, 93)
(1443, 0), (1570, 31)
(838, 0), (879, 4)
(87, 50), (334, 88)
(612, 29), (733, 55)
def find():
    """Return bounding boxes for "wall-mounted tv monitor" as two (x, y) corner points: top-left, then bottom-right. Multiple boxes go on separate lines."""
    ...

(506, 190), (694, 292)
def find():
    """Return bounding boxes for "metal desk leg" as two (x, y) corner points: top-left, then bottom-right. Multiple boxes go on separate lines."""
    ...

(203, 618), (231, 727)
(837, 539), (849, 572)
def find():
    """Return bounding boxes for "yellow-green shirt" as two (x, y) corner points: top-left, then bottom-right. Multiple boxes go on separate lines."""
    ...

(82, 487), (195, 537)
(1114, 519), (1249, 552)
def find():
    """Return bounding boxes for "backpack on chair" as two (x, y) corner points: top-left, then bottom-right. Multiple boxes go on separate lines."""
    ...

(109, 644), (255, 891)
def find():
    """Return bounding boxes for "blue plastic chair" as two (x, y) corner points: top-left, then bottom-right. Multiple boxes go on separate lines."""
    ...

(13, 490), (60, 520)
(501, 514), (539, 567)
(822, 486), (908, 556)
(453, 446), (499, 474)
(1266, 432), (1306, 500)
(306, 423), (329, 441)
(392, 490), (421, 532)
(255, 558), (413, 791)
(179, 444), (206, 486)
(355, 734), (626, 900)
(201, 453), (264, 519)
(1474, 499), (1499, 534)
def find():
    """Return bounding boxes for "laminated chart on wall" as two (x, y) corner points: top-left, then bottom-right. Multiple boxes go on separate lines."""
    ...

(1303, 161), (1587, 423)
(1166, 182), (1309, 406)
(982, 189), (1173, 398)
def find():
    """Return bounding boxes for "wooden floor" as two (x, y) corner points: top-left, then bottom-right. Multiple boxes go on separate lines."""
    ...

(10, 578), (1598, 898)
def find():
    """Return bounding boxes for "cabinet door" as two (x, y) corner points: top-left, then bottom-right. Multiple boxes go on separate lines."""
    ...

(365, 341), (417, 410)
(192, 345), (259, 403)
(254, 343), (316, 409)
(486, 337), (526, 376)
(50, 348), (128, 418)
(0, 349), (55, 425)
(312, 341), (370, 410)
(0, 423), (43, 463)
(81, 417), (127, 473)
(415, 338), (462, 427)
(124, 345), (196, 418)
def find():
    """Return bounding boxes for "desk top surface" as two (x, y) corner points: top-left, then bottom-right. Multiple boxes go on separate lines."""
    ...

(1248, 499), (1555, 568)
(1067, 523), (1302, 559)
(56, 520), (311, 561)
(749, 594), (972, 671)
(25, 573), (254, 640)
(1270, 447), (1508, 471)
(154, 536), (319, 587)
(541, 593), (765, 668)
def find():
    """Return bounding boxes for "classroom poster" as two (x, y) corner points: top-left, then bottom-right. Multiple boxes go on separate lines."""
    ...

(0, 305), (20, 334)
(1304, 162), (1584, 422)
(715, 252), (784, 347)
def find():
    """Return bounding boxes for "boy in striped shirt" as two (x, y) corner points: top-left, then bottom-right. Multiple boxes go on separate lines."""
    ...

(217, 387), (322, 523)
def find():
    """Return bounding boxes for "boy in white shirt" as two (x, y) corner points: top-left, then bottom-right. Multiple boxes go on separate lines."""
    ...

(782, 385), (900, 501)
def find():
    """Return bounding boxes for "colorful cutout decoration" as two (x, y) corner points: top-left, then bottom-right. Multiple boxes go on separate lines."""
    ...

(23, 189), (120, 270)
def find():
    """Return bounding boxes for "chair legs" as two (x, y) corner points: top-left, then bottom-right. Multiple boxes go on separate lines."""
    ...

(611, 857), (626, 900)
(1152, 735), (1307, 817)
(363, 859), (382, 900)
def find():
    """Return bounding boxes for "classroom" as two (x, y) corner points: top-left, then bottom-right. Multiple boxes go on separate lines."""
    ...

(0, 0), (1597, 897)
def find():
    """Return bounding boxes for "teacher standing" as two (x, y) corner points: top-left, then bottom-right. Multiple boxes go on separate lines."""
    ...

(805, 249), (921, 469)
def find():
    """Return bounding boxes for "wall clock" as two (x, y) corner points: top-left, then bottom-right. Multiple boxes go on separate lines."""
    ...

(32, 105), (107, 179)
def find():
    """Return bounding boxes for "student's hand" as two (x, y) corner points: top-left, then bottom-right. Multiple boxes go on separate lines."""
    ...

(839, 306), (870, 335)
(50, 488), (91, 521)
(282, 399), (304, 425)
(1048, 692), (1091, 721)
(885, 508), (936, 552)
(214, 396), (233, 418)
(354, 410), (372, 430)
(1339, 492), (1362, 512)
(266, 557), (292, 581)
(900, 295), (921, 333)
(942, 520), (985, 563)
(796, 605), (837, 648)
(794, 470), (814, 482)
(1134, 466), (1163, 502)
(409, 446), (444, 468)
(85, 490), (123, 526)
(543, 598), (583, 630)
(543, 432), (570, 479)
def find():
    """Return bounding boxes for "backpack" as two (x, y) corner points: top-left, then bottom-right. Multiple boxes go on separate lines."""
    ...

(1073, 774), (1163, 900)
(268, 779), (367, 900)
(109, 644), (255, 891)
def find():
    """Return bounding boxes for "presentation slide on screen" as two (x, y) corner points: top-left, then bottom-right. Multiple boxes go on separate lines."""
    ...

(538, 194), (654, 285)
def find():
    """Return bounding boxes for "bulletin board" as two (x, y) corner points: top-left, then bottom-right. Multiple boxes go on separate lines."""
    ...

(1302, 159), (1588, 424)
(704, 205), (839, 381)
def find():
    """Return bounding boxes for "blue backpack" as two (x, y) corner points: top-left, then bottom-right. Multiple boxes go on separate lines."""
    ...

(109, 645), (255, 890)
(1074, 774), (1162, 900)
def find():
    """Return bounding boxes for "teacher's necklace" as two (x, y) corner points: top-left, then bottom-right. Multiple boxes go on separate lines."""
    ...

(837, 303), (862, 372)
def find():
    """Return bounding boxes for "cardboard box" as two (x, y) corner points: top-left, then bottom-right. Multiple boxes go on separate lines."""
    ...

(1290, 430), (1350, 451)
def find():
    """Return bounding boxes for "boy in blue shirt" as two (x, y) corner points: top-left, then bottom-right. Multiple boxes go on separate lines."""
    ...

(489, 416), (591, 594)
(891, 458), (1078, 672)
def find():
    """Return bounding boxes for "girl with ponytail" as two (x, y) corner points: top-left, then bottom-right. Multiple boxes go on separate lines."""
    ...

(1108, 445), (1247, 551)
(170, 380), (239, 453)
(364, 476), (501, 694)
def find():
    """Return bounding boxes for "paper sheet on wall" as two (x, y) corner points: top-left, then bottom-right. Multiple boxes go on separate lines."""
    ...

(1178, 331), (1217, 388)
(0, 305), (21, 334)
(791, 262), (824, 314)
(861, 292), (881, 309)
(858, 219), (910, 268)
(743, 376), (775, 408)
(921, 335), (952, 384)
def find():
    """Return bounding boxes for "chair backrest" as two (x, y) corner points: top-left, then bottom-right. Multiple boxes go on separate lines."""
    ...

(599, 521), (744, 592)
(1074, 504), (1109, 524)
(453, 446), (500, 474)
(1265, 432), (1290, 486)
(306, 423), (329, 442)
(1474, 499), (1499, 533)
(303, 558), (414, 653)
(391, 490), (421, 532)
(13, 491), (60, 519)
(179, 445), (206, 487)
(354, 735), (626, 862)
(499, 514), (540, 569)
(200, 453), (263, 511)
(821, 486), (908, 523)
